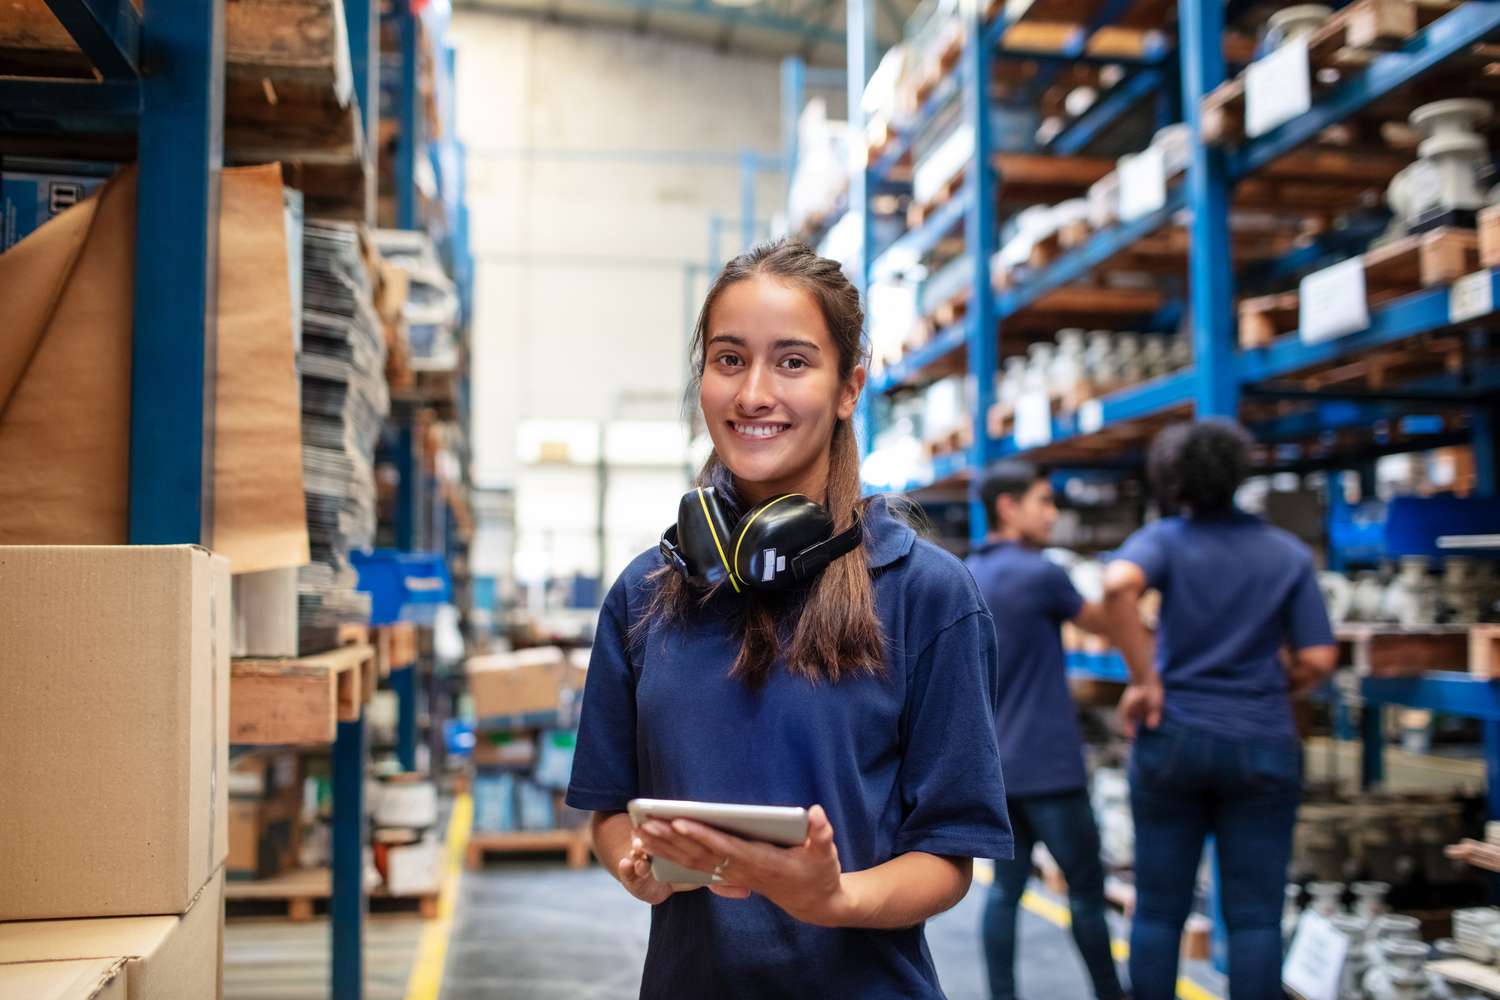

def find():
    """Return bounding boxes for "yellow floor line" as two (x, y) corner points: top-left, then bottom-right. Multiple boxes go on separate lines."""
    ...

(404, 793), (473, 1000)
(1017, 887), (1223, 1000)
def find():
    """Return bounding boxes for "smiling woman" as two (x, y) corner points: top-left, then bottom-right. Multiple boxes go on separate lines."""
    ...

(562, 239), (1016, 1000)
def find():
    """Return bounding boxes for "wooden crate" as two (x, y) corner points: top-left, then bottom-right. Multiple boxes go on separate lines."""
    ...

(1238, 228), (1480, 349)
(1480, 204), (1500, 269)
(225, 866), (437, 922)
(1470, 625), (1500, 680)
(466, 829), (592, 871)
(1337, 624), (1471, 677)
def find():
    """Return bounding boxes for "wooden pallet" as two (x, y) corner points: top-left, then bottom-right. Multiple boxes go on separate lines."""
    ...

(466, 829), (592, 871)
(375, 622), (419, 676)
(1238, 227), (1480, 349)
(1337, 624), (1472, 677)
(231, 643), (376, 745)
(225, 866), (438, 922)
(1202, 0), (1461, 144)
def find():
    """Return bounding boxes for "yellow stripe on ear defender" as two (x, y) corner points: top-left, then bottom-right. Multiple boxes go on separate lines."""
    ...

(731, 494), (800, 588)
(696, 487), (740, 593)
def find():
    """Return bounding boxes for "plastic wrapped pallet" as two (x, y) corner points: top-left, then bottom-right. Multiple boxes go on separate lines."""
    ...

(787, 99), (852, 236)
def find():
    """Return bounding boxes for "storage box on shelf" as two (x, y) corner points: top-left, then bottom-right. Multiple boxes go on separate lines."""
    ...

(0, 546), (229, 922)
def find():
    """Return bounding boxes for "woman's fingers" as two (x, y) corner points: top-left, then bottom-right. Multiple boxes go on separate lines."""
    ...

(638, 821), (721, 873)
(708, 883), (752, 899)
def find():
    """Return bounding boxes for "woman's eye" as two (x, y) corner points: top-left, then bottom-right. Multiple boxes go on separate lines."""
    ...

(715, 354), (743, 368)
(780, 356), (808, 370)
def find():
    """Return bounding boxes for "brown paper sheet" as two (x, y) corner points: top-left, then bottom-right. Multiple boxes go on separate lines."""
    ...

(0, 164), (310, 571)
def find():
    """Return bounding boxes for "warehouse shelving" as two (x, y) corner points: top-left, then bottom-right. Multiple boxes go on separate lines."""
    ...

(845, 0), (1500, 549)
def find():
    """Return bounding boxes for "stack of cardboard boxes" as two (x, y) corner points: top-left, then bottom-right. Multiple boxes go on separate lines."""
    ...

(0, 547), (230, 999)
(467, 647), (589, 835)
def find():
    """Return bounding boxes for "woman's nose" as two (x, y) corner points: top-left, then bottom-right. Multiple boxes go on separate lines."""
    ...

(735, 362), (775, 413)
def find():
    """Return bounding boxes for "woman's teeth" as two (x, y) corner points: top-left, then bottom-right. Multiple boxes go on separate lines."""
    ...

(733, 423), (789, 439)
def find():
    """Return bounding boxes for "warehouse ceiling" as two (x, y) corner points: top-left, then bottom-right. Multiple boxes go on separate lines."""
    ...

(455, 0), (916, 66)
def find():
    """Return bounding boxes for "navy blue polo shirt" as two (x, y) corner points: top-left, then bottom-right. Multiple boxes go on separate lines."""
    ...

(566, 497), (1013, 1000)
(965, 540), (1087, 798)
(1114, 508), (1335, 745)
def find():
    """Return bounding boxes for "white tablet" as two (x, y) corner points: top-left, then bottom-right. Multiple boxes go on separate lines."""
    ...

(627, 798), (810, 886)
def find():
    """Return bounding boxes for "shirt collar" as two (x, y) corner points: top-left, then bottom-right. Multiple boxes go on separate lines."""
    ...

(861, 495), (917, 570)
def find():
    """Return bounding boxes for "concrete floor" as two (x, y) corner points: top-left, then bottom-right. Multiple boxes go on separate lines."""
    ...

(224, 857), (1226, 1000)
(440, 860), (1126, 1000)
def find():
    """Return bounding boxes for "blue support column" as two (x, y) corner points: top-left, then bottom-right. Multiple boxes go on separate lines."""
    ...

(332, 716), (367, 1000)
(395, 415), (416, 551)
(397, 3), (420, 231)
(392, 665), (419, 772)
(127, 0), (223, 545)
(1473, 402), (1497, 497)
(344, 0), (377, 223)
(847, 0), (875, 458)
(781, 57), (806, 206)
(1326, 470), (1348, 572)
(964, 0), (997, 548)
(1362, 704), (1385, 787)
(1178, 0), (1238, 420)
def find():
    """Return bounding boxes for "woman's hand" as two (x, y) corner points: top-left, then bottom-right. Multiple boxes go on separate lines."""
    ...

(635, 804), (851, 926)
(615, 834), (703, 905)
(1118, 676), (1163, 737)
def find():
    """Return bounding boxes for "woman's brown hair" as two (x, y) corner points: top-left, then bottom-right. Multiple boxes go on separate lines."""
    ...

(639, 239), (885, 686)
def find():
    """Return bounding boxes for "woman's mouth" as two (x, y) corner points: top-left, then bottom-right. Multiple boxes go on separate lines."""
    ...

(731, 422), (790, 441)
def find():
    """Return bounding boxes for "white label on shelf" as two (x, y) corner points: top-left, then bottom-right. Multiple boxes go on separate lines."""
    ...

(1282, 911), (1348, 1000)
(1299, 257), (1369, 345)
(1449, 269), (1494, 324)
(1078, 399), (1104, 435)
(1014, 392), (1053, 449)
(1118, 146), (1167, 222)
(1245, 37), (1312, 138)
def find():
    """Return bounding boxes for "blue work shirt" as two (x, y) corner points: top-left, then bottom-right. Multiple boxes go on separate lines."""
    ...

(965, 540), (1087, 797)
(1114, 508), (1335, 745)
(566, 497), (1013, 1000)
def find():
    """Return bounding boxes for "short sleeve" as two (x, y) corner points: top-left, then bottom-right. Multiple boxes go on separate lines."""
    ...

(894, 609), (1014, 861)
(1115, 522), (1169, 589)
(1283, 559), (1335, 650)
(1044, 563), (1085, 621)
(565, 581), (640, 812)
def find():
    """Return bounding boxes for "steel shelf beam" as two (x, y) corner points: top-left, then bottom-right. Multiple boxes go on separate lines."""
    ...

(868, 321), (966, 395)
(1227, 3), (1500, 180)
(127, 0), (224, 546)
(1048, 67), (1164, 155)
(0, 78), (139, 132)
(1238, 270), (1500, 384)
(1361, 673), (1500, 722)
(44, 0), (141, 79)
(994, 189), (1184, 319)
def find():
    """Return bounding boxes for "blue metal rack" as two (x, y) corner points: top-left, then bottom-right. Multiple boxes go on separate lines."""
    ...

(0, 4), (381, 997)
(848, 0), (1500, 550)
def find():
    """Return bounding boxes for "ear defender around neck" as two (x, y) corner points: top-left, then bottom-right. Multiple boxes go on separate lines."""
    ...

(659, 487), (863, 592)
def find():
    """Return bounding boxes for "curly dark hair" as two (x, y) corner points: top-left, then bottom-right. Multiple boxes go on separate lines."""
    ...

(1146, 419), (1252, 515)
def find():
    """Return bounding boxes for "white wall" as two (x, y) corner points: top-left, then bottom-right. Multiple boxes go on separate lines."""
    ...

(454, 11), (789, 581)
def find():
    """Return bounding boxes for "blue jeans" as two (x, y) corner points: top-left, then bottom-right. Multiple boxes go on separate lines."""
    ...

(982, 788), (1124, 1000)
(1129, 722), (1301, 1000)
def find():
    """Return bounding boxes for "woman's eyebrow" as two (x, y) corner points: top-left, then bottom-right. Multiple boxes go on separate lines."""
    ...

(707, 334), (822, 353)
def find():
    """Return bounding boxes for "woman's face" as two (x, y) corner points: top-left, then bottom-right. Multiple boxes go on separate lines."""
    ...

(698, 275), (864, 506)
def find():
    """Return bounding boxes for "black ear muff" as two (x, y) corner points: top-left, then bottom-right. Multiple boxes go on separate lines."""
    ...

(660, 489), (863, 592)
(666, 487), (741, 592)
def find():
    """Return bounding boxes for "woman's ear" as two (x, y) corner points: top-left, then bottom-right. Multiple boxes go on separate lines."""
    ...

(837, 366), (866, 422)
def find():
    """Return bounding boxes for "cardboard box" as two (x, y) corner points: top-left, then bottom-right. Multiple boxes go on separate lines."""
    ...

(0, 869), (224, 1000)
(0, 959), (127, 1000)
(227, 751), (302, 881)
(1, 158), (112, 250)
(0, 546), (230, 920)
(466, 647), (586, 722)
